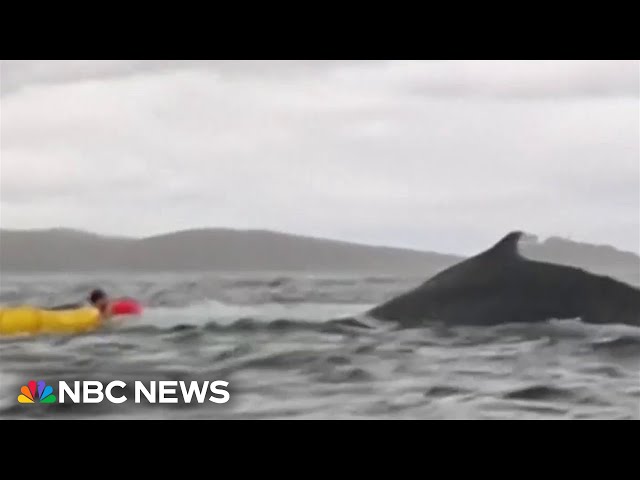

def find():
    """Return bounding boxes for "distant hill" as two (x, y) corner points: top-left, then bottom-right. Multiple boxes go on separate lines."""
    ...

(519, 234), (637, 269)
(0, 228), (460, 275)
(518, 234), (640, 286)
(0, 228), (638, 284)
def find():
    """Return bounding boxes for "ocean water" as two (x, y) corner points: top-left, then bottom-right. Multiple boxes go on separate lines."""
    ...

(0, 272), (638, 420)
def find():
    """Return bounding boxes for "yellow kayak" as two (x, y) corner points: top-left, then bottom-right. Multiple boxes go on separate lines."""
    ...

(0, 306), (101, 336)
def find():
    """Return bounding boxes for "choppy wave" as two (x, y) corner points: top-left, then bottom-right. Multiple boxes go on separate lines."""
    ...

(1, 272), (638, 419)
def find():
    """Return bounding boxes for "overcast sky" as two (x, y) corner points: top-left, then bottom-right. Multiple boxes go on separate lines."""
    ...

(1, 60), (638, 255)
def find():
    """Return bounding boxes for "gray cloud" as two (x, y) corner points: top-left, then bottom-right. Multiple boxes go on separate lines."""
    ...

(1, 60), (638, 255)
(3, 60), (637, 99)
(0, 61), (360, 96)
(395, 60), (639, 98)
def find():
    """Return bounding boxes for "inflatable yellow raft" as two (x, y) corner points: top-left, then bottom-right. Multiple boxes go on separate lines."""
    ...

(0, 307), (101, 336)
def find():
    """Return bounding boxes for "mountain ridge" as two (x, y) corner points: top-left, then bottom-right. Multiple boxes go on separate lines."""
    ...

(1, 228), (638, 284)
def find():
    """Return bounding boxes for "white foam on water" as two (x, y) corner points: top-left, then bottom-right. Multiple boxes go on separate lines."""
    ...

(126, 300), (376, 329)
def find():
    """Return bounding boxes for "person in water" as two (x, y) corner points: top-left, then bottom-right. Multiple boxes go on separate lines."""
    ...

(49, 288), (113, 320)
(88, 288), (114, 320)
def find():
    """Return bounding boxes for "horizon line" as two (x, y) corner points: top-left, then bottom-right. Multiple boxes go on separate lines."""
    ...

(1, 225), (639, 259)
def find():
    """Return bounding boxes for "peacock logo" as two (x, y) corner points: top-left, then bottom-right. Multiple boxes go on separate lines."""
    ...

(18, 380), (57, 404)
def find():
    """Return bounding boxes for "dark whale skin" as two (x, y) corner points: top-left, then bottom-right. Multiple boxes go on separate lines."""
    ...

(368, 232), (640, 327)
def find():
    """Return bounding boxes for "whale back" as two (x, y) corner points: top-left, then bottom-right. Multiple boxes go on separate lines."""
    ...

(368, 230), (640, 326)
(420, 231), (525, 290)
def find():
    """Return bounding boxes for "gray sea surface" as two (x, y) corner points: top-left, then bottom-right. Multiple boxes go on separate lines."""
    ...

(1, 272), (638, 419)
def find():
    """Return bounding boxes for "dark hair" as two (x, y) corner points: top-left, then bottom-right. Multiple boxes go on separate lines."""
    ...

(89, 289), (107, 305)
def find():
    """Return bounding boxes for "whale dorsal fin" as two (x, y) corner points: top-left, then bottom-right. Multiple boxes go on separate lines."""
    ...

(486, 231), (524, 259)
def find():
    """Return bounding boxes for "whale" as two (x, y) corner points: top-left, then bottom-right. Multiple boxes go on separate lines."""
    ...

(367, 231), (640, 327)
